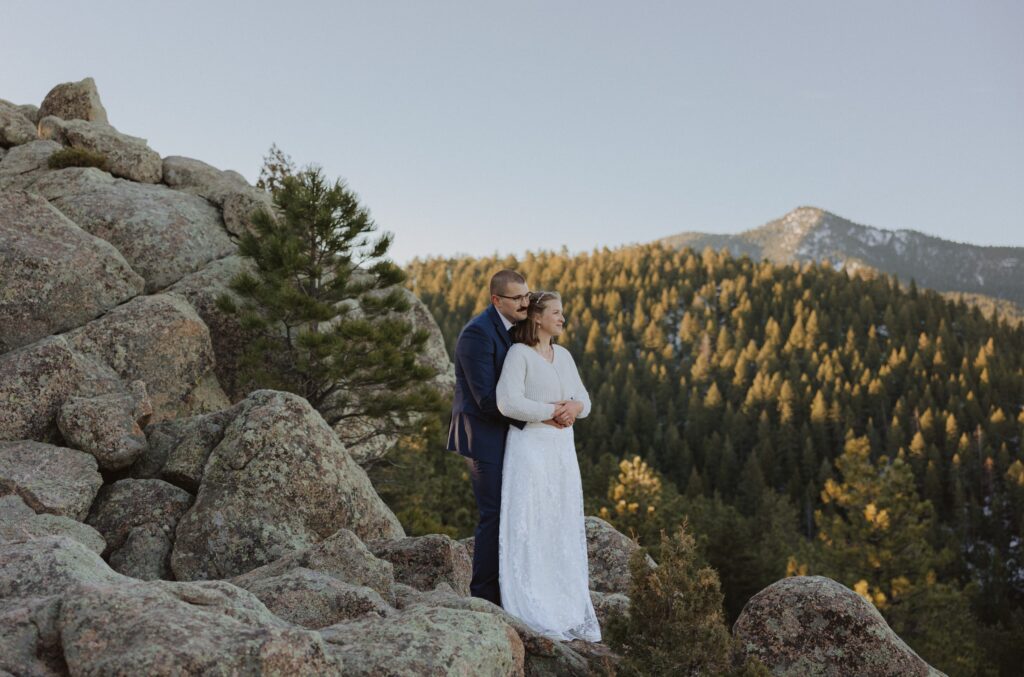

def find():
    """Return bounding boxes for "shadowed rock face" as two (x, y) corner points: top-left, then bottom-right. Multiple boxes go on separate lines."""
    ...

(86, 478), (194, 579)
(732, 576), (945, 677)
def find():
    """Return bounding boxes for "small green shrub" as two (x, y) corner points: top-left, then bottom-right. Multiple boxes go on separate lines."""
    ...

(47, 147), (110, 171)
(605, 523), (770, 676)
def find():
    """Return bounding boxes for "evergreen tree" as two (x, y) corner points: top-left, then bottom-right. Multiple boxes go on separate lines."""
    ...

(219, 165), (444, 441)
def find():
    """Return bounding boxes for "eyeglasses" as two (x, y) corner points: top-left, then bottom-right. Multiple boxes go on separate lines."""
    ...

(496, 292), (531, 303)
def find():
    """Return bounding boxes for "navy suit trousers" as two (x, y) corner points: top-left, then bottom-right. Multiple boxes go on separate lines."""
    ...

(466, 454), (503, 606)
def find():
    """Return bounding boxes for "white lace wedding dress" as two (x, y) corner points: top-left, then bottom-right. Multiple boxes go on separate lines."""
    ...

(495, 343), (602, 642)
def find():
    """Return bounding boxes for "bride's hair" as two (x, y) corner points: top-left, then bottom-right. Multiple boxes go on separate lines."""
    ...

(511, 291), (561, 346)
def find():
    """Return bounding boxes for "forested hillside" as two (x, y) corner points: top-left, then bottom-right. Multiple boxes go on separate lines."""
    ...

(401, 244), (1024, 675)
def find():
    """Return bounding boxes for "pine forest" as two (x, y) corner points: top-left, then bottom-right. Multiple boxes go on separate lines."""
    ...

(386, 244), (1024, 675)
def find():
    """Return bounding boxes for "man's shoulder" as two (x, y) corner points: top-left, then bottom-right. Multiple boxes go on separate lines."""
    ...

(462, 307), (497, 334)
(457, 309), (498, 347)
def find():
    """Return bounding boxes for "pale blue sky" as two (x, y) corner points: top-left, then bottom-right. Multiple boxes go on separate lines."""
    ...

(5, 1), (1022, 262)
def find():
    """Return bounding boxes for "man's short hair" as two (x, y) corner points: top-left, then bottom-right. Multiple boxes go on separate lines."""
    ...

(490, 269), (526, 297)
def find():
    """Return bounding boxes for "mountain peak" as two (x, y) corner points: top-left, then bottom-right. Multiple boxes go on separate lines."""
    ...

(659, 207), (1024, 308)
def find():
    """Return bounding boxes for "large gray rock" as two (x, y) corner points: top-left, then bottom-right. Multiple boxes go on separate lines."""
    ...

(0, 336), (88, 442)
(172, 390), (404, 581)
(57, 580), (342, 675)
(108, 523), (175, 581)
(0, 595), (66, 676)
(221, 187), (274, 237)
(584, 516), (656, 594)
(64, 293), (225, 422)
(0, 99), (37, 148)
(87, 479), (193, 580)
(161, 155), (249, 203)
(0, 139), (61, 191)
(321, 605), (525, 676)
(0, 441), (102, 521)
(733, 576), (944, 677)
(0, 495), (105, 554)
(0, 190), (144, 353)
(396, 583), (600, 677)
(161, 155), (271, 237)
(32, 167), (235, 291)
(37, 77), (109, 124)
(57, 385), (151, 470)
(238, 568), (391, 629)
(37, 116), (162, 183)
(367, 534), (472, 597)
(231, 528), (395, 602)
(0, 536), (127, 601)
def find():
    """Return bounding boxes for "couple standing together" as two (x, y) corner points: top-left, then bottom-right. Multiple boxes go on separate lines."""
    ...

(447, 269), (601, 643)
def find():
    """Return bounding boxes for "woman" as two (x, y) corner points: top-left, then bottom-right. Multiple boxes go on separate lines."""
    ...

(495, 290), (601, 642)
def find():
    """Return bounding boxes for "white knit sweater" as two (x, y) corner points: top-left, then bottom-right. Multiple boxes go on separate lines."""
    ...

(496, 343), (592, 427)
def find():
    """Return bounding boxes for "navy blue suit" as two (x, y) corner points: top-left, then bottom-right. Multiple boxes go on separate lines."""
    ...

(447, 304), (524, 605)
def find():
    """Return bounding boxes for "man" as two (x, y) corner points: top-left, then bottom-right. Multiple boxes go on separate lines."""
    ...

(447, 269), (530, 605)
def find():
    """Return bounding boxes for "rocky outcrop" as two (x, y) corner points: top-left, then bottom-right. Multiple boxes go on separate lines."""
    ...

(0, 440), (102, 520)
(732, 576), (944, 676)
(171, 390), (404, 581)
(0, 190), (144, 353)
(37, 77), (109, 124)
(38, 116), (163, 183)
(87, 479), (193, 580)
(32, 167), (235, 291)
(367, 533), (472, 597)
(320, 605), (525, 676)
(0, 494), (105, 554)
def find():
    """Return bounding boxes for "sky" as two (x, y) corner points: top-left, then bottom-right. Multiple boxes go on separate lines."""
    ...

(4, 1), (1023, 263)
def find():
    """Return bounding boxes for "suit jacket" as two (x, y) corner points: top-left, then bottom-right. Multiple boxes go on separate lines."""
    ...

(447, 304), (525, 461)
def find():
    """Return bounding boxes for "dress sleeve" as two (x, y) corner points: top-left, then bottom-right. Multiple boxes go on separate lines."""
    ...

(561, 347), (592, 418)
(497, 347), (558, 422)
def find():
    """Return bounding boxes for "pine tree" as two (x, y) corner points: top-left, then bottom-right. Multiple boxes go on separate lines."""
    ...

(218, 165), (444, 440)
